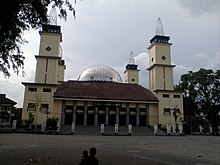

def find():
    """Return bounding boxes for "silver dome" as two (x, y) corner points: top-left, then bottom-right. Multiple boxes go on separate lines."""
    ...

(78, 65), (122, 83)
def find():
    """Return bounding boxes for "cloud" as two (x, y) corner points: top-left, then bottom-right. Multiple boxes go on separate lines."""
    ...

(193, 53), (209, 60)
(177, 0), (220, 16)
(0, 74), (25, 108)
(207, 48), (220, 70)
(173, 64), (192, 84)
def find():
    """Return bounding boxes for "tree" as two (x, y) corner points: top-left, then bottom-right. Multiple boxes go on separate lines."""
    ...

(171, 106), (182, 125)
(46, 117), (59, 130)
(0, 0), (76, 77)
(175, 68), (220, 126)
(23, 112), (34, 128)
(28, 93), (47, 131)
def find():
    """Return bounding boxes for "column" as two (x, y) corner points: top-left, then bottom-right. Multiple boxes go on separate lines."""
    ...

(116, 107), (119, 125)
(95, 106), (98, 126)
(136, 104), (139, 126)
(61, 100), (66, 125)
(126, 103), (130, 126)
(146, 104), (149, 126)
(83, 102), (88, 126)
(105, 107), (109, 125)
(73, 101), (77, 124)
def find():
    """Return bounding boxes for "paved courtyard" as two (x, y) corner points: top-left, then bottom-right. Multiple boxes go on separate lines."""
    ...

(0, 134), (219, 165)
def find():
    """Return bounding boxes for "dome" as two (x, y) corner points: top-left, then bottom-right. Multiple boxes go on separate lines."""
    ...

(78, 65), (123, 83)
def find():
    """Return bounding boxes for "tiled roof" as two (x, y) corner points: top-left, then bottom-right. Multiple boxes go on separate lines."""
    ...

(0, 94), (17, 105)
(54, 81), (158, 102)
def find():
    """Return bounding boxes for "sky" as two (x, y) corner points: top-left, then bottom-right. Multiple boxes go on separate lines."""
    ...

(0, 0), (220, 108)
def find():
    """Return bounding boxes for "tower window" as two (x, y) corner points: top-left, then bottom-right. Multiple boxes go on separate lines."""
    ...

(46, 46), (52, 52)
(174, 95), (180, 98)
(131, 78), (135, 82)
(28, 103), (36, 111)
(163, 108), (171, 115)
(161, 55), (166, 61)
(163, 94), (169, 98)
(41, 104), (49, 113)
(43, 88), (51, 92)
(28, 88), (37, 92)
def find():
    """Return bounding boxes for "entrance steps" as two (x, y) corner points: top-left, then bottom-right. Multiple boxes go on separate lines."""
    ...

(60, 125), (154, 136)
(104, 126), (153, 136)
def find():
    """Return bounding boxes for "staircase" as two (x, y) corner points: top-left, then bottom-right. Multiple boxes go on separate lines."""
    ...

(59, 125), (154, 136)
(104, 126), (153, 136)
(60, 125), (72, 135)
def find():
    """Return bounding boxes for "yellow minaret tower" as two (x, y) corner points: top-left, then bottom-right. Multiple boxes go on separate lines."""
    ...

(22, 7), (65, 124)
(124, 51), (140, 84)
(147, 18), (183, 125)
(35, 7), (65, 84)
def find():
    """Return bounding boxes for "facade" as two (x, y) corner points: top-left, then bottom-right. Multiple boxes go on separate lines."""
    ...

(22, 18), (183, 127)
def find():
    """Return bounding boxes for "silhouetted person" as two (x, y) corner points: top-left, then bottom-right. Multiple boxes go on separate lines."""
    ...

(79, 150), (89, 165)
(88, 147), (99, 165)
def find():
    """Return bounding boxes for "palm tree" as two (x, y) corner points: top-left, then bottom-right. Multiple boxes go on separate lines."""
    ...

(171, 105), (182, 125)
(28, 94), (48, 131)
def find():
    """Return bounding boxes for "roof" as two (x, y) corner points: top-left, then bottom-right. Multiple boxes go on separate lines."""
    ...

(0, 94), (17, 105)
(54, 80), (158, 102)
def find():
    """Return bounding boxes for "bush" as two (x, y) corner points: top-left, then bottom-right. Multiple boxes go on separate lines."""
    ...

(46, 117), (59, 130)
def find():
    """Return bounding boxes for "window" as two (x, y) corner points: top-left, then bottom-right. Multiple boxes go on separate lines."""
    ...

(28, 88), (37, 92)
(163, 94), (169, 98)
(28, 103), (36, 111)
(163, 108), (171, 115)
(41, 104), (49, 113)
(43, 88), (51, 92)
(174, 95), (180, 98)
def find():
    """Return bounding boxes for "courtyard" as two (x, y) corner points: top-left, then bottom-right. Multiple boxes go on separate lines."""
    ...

(0, 134), (219, 165)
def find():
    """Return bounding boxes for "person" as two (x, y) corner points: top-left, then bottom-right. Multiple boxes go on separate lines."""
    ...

(88, 147), (99, 165)
(79, 150), (89, 165)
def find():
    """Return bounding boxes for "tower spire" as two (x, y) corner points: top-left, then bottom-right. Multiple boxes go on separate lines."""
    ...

(129, 51), (135, 64)
(48, 5), (57, 25)
(156, 18), (164, 36)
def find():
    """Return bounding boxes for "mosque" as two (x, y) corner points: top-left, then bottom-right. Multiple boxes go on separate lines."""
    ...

(21, 15), (183, 128)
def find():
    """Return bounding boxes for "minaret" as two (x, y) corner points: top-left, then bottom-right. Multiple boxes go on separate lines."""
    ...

(22, 7), (65, 124)
(147, 18), (175, 91)
(35, 7), (65, 84)
(124, 51), (140, 84)
(147, 18), (183, 125)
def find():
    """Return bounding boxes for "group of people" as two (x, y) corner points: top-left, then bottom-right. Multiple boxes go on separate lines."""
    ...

(79, 147), (99, 165)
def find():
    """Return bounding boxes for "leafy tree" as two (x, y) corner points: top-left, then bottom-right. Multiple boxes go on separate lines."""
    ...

(0, 0), (77, 77)
(175, 68), (220, 126)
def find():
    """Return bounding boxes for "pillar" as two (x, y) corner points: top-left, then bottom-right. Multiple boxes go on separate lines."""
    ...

(61, 100), (66, 125)
(95, 106), (98, 126)
(146, 104), (149, 126)
(73, 101), (77, 124)
(116, 107), (119, 125)
(136, 104), (139, 126)
(83, 102), (88, 126)
(105, 107), (109, 125)
(126, 103), (130, 126)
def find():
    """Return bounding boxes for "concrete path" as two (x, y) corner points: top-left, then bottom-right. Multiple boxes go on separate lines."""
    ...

(0, 134), (219, 165)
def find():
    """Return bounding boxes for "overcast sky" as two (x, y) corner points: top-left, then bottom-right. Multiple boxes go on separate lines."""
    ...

(0, 0), (220, 108)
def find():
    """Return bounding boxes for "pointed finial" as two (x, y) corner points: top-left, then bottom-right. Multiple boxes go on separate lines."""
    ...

(156, 18), (164, 36)
(48, 5), (57, 25)
(129, 51), (135, 64)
